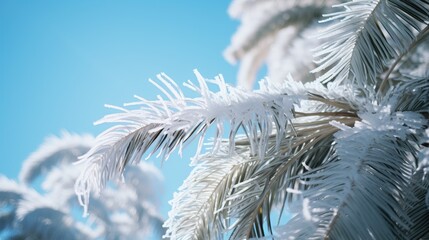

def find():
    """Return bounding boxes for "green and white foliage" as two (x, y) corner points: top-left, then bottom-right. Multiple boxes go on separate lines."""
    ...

(0, 132), (164, 240)
(76, 0), (429, 239)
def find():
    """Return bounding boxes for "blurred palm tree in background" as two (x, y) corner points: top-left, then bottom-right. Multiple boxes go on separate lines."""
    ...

(0, 132), (164, 239)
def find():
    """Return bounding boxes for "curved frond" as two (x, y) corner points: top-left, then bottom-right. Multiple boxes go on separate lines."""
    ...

(235, 36), (273, 90)
(277, 109), (426, 239)
(387, 75), (429, 113)
(404, 169), (429, 239)
(266, 23), (322, 85)
(75, 71), (300, 212)
(163, 147), (257, 239)
(19, 131), (94, 184)
(163, 83), (359, 239)
(312, 0), (429, 90)
(226, 1), (333, 87)
(225, 5), (323, 64)
(225, 99), (357, 239)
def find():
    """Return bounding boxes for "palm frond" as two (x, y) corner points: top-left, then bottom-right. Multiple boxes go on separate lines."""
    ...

(224, 97), (357, 239)
(403, 169), (429, 239)
(75, 71), (301, 212)
(266, 23), (322, 85)
(226, 1), (332, 88)
(225, 5), (323, 64)
(386, 75), (429, 114)
(235, 36), (273, 90)
(19, 131), (94, 184)
(162, 82), (359, 239)
(163, 147), (258, 239)
(276, 109), (426, 239)
(312, 0), (429, 91)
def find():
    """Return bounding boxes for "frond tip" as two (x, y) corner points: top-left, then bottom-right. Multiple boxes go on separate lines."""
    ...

(75, 70), (302, 213)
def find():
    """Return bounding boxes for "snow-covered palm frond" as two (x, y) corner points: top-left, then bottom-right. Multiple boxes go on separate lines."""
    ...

(39, 152), (165, 238)
(95, 164), (165, 239)
(163, 147), (257, 239)
(224, 102), (359, 239)
(19, 131), (94, 184)
(277, 108), (426, 239)
(403, 129), (429, 239)
(403, 169), (429, 239)
(162, 82), (360, 239)
(225, 0), (341, 89)
(225, 5), (322, 64)
(312, 0), (429, 92)
(2, 132), (164, 239)
(75, 70), (301, 210)
(0, 176), (95, 240)
(387, 75), (429, 113)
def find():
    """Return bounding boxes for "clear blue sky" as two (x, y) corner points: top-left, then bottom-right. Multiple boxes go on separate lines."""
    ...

(0, 1), (240, 218)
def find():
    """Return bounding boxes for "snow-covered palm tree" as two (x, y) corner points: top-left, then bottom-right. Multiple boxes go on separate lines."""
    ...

(0, 132), (164, 239)
(76, 1), (429, 239)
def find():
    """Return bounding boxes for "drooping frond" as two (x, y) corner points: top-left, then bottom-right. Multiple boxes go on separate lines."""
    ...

(1, 130), (164, 239)
(224, 97), (358, 239)
(386, 75), (429, 113)
(225, 5), (323, 64)
(277, 108), (426, 239)
(75, 71), (301, 211)
(403, 169), (429, 239)
(163, 81), (360, 239)
(312, 0), (429, 91)
(0, 176), (94, 240)
(225, 0), (340, 88)
(19, 131), (94, 184)
(163, 147), (257, 239)
(41, 161), (165, 238)
(265, 23), (323, 85)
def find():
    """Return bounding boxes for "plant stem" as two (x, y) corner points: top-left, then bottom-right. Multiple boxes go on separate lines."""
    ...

(378, 24), (429, 94)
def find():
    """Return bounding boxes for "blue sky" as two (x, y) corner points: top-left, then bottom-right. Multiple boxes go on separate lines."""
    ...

(0, 1), (240, 217)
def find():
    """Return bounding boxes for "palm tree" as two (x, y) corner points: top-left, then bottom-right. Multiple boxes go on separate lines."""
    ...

(0, 132), (164, 240)
(76, 0), (429, 239)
